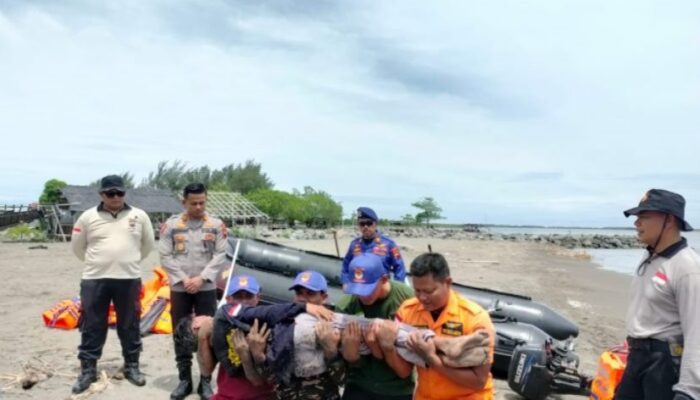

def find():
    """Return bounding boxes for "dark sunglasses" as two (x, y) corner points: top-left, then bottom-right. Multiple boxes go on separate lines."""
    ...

(294, 287), (322, 296)
(358, 220), (375, 227)
(103, 190), (125, 198)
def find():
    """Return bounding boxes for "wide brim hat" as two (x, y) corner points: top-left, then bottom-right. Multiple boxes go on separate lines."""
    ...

(624, 189), (693, 231)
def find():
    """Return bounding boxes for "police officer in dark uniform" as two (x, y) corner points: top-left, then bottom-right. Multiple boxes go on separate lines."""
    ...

(341, 207), (406, 284)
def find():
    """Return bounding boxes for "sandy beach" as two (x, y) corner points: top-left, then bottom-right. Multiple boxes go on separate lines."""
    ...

(0, 236), (632, 400)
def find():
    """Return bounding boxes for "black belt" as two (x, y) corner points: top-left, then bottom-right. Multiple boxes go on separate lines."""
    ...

(626, 336), (671, 353)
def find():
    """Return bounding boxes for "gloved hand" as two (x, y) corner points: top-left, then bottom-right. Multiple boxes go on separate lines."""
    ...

(673, 392), (695, 400)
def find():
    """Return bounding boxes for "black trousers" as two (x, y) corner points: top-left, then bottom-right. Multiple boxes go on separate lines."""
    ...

(341, 384), (413, 400)
(614, 338), (682, 400)
(78, 278), (142, 361)
(170, 290), (217, 367)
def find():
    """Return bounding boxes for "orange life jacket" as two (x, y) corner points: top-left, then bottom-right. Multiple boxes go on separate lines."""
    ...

(42, 297), (81, 330)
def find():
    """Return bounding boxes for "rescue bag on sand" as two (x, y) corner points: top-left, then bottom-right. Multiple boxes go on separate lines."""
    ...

(42, 297), (81, 329)
(589, 343), (628, 400)
(43, 267), (173, 334)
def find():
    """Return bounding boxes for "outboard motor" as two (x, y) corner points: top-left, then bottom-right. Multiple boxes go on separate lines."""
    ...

(508, 338), (591, 400)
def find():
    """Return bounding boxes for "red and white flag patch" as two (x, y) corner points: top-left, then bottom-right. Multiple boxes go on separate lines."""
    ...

(227, 303), (241, 317)
(652, 271), (668, 286)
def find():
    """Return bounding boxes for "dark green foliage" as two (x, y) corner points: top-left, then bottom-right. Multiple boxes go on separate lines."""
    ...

(142, 160), (272, 194)
(39, 179), (67, 204)
(246, 187), (342, 227)
(411, 197), (444, 227)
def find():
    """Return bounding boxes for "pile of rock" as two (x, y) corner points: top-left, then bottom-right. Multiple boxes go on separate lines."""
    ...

(232, 226), (643, 250)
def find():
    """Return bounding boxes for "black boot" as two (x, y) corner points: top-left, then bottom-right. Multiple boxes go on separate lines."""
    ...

(72, 359), (98, 394)
(170, 365), (193, 400)
(197, 375), (214, 400)
(123, 354), (146, 387)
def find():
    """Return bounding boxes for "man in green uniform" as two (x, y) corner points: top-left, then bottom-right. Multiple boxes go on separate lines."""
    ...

(336, 253), (415, 400)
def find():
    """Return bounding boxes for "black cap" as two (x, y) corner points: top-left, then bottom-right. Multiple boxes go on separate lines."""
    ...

(624, 189), (693, 231)
(100, 175), (126, 192)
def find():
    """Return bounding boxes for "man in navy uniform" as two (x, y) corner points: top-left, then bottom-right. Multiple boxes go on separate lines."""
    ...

(341, 207), (406, 284)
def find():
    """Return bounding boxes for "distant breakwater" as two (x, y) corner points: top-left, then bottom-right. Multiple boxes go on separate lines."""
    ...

(239, 226), (643, 250)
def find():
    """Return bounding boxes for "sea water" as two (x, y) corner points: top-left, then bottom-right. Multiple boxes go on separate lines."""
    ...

(485, 227), (700, 276)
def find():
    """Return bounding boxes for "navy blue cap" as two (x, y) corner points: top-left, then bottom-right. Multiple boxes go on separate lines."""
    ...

(357, 207), (378, 222)
(100, 175), (125, 192)
(289, 270), (328, 292)
(344, 253), (386, 297)
(624, 189), (693, 231)
(226, 275), (261, 296)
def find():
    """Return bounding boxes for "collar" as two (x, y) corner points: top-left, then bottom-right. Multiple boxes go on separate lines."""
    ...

(97, 202), (131, 213)
(415, 289), (459, 318)
(646, 237), (688, 259)
(180, 212), (209, 223)
(361, 230), (381, 243)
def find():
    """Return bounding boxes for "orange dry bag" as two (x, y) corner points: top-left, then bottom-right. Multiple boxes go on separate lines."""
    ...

(589, 343), (628, 400)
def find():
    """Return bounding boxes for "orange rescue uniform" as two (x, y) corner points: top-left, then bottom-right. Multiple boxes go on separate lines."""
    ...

(396, 290), (495, 400)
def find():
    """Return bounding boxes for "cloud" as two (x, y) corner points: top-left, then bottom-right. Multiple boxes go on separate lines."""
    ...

(1, 1), (700, 227)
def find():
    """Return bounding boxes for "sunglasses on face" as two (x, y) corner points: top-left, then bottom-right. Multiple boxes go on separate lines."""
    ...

(358, 220), (375, 227)
(294, 287), (322, 296)
(103, 191), (125, 198)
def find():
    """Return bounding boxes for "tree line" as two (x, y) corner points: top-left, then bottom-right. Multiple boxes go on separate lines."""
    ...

(39, 161), (444, 228)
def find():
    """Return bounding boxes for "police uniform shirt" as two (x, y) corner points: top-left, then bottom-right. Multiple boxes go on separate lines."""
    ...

(159, 212), (228, 292)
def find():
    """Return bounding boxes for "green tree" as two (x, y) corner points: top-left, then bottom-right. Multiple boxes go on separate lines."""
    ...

(211, 160), (273, 194)
(246, 187), (342, 227)
(411, 197), (444, 227)
(245, 189), (305, 225)
(39, 179), (67, 204)
(141, 160), (189, 192)
(298, 187), (343, 228)
(401, 214), (416, 225)
(89, 172), (136, 189)
(142, 160), (273, 194)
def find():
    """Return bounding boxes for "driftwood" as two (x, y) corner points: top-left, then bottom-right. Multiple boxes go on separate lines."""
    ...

(67, 370), (112, 400)
(0, 357), (73, 391)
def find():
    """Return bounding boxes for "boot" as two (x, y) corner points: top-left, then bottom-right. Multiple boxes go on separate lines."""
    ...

(123, 354), (146, 387)
(197, 375), (214, 400)
(72, 359), (97, 394)
(170, 365), (193, 400)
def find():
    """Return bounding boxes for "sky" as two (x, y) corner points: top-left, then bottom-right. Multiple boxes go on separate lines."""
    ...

(1, 0), (699, 227)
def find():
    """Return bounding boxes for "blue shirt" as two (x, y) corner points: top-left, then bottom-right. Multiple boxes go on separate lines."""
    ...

(341, 231), (406, 283)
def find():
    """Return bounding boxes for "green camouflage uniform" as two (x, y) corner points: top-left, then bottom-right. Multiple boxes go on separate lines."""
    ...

(272, 357), (344, 400)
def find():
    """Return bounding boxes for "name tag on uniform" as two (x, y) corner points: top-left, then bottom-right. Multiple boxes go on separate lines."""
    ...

(174, 234), (187, 253)
(412, 324), (429, 329)
(441, 321), (463, 336)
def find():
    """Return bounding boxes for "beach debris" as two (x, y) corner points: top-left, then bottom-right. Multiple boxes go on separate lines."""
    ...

(28, 244), (49, 250)
(0, 357), (73, 391)
(67, 370), (112, 400)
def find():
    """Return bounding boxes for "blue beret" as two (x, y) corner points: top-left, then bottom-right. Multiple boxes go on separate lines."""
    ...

(357, 207), (378, 222)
